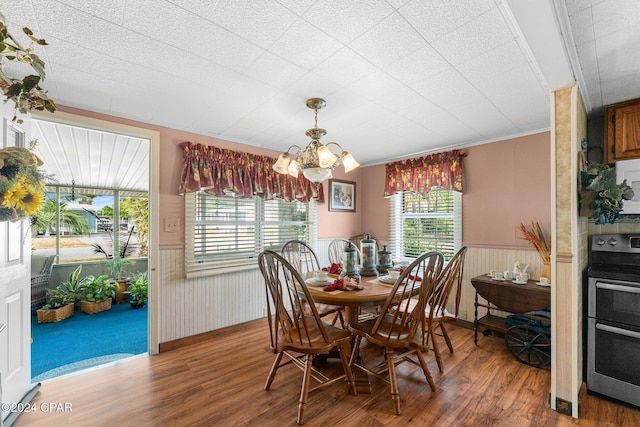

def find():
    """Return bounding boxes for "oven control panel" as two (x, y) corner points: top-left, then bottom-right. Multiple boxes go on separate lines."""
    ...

(592, 234), (640, 253)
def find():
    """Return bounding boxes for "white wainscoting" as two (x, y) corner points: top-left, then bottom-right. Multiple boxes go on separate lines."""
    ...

(157, 245), (545, 343)
(158, 248), (264, 343)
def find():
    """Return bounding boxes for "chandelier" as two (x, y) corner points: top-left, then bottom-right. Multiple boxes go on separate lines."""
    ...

(272, 98), (359, 184)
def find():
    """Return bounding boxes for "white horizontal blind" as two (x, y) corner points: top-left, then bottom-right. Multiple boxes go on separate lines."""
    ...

(390, 189), (462, 262)
(185, 192), (314, 277)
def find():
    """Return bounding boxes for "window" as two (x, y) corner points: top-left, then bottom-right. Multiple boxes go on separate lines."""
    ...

(185, 192), (317, 277)
(389, 189), (461, 262)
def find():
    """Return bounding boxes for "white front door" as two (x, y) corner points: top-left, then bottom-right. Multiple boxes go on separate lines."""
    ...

(0, 110), (33, 423)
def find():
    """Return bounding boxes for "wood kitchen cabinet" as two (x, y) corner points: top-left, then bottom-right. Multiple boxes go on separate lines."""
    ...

(605, 98), (640, 163)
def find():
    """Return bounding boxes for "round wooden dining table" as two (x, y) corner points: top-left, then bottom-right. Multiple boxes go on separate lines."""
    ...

(305, 274), (395, 323)
(305, 273), (396, 393)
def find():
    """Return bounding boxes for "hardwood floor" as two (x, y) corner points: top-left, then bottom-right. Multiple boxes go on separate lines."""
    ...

(13, 319), (640, 426)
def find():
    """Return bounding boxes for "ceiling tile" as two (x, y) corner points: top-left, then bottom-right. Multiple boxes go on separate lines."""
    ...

(312, 47), (378, 87)
(399, 0), (496, 43)
(303, 0), (394, 44)
(456, 40), (529, 84)
(348, 12), (427, 68)
(431, 6), (514, 65)
(243, 52), (308, 89)
(275, 0), (315, 16)
(591, 0), (640, 39)
(123, 0), (265, 73)
(268, 18), (344, 69)
(207, 0), (298, 48)
(567, 6), (595, 46)
(383, 45), (452, 85)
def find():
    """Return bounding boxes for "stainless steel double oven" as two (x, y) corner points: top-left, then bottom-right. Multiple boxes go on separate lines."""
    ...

(588, 234), (640, 407)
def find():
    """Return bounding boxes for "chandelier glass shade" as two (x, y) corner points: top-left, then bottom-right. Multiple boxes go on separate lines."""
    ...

(272, 98), (360, 184)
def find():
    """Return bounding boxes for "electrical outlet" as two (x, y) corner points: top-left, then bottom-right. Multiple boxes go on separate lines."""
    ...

(164, 218), (180, 233)
(461, 309), (467, 319)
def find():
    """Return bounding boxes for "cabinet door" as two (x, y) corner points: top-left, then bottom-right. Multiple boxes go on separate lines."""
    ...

(611, 102), (640, 161)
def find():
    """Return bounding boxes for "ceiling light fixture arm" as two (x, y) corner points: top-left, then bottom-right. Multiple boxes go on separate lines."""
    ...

(272, 98), (359, 184)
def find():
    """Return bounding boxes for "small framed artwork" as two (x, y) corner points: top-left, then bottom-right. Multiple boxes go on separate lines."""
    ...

(616, 159), (640, 214)
(329, 179), (356, 212)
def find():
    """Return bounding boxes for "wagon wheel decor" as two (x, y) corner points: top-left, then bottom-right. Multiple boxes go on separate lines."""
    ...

(505, 325), (551, 368)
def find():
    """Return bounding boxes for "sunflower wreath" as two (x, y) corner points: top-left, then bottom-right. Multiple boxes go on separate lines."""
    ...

(0, 144), (45, 222)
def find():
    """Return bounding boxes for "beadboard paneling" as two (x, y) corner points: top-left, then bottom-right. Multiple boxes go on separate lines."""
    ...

(158, 248), (264, 343)
(157, 246), (547, 343)
(458, 247), (546, 322)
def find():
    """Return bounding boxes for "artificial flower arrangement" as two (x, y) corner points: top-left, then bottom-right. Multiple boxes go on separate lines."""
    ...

(518, 220), (551, 278)
(0, 141), (45, 222)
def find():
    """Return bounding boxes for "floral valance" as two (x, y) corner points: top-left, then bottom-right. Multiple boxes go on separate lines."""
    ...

(384, 149), (464, 196)
(179, 141), (324, 203)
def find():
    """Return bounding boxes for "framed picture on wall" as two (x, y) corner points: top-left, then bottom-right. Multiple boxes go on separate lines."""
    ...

(329, 179), (356, 212)
(616, 159), (640, 214)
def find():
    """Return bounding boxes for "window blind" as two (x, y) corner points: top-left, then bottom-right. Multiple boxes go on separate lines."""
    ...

(389, 189), (462, 262)
(185, 192), (315, 277)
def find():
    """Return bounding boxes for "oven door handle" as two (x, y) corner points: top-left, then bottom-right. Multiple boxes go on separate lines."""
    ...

(597, 323), (640, 340)
(596, 282), (640, 294)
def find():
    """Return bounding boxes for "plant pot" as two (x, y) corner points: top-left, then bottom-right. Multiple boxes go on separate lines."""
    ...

(579, 190), (597, 218)
(541, 261), (551, 279)
(81, 299), (112, 315)
(37, 303), (74, 323)
(114, 278), (131, 304)
(130, 300), (146, 309)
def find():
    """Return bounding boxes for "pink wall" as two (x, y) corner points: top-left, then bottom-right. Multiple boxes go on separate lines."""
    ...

(58, 106), (550, 249)
(463, 132), (551, 247)
(358, 132), (552, 248)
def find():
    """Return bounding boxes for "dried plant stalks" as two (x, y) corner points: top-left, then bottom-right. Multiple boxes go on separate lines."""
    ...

(518, 220), (550, 262)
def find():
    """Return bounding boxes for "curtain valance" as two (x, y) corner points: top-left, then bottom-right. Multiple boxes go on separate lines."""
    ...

(384, 149), (464, 196)
(179, 141), (324, 203)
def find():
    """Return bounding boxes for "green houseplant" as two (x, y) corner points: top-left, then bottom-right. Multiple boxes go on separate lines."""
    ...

(79, 274), (116, 314)
(0, 12), (57, 123)
(106, 255), (134, 303)
(581, 163), (634, 224)
(126, 271), (148, 309)
(58, 264), (87, 306)
(36, 286), (74, 323)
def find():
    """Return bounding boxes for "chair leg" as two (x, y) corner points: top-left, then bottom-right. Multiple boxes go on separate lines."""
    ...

(415, 348), (437, 392)
(440, 322), (454, 353)
(386, 347), (401, 415)
(338, 342), (357, 396)
(349, 335), (362, 367)
(337, 309), (345, 328)
(430, 328), (444, 372)
(265, 352), (284, 390)
(297, 354), (313, 425)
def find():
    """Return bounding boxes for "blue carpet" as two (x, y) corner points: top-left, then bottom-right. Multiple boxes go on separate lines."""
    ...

(31, 302), (148, 380)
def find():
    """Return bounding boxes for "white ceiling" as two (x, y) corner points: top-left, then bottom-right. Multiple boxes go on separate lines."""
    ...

(4, 0), (640, 188)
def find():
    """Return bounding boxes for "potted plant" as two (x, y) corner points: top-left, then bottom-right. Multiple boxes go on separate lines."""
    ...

(58, 264), (87, 307)
(126, 271), (148, 309)
(79, 274), (117, 314)
(581, 163), (634, 224)
(106, 255), (134, 303)
(36, 286), (74, 323)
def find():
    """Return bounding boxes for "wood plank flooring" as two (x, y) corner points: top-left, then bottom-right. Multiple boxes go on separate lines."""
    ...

(13, 319), (640, 426)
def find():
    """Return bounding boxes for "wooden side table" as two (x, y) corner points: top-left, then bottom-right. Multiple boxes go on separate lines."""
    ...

(470, 274), (551, 344)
